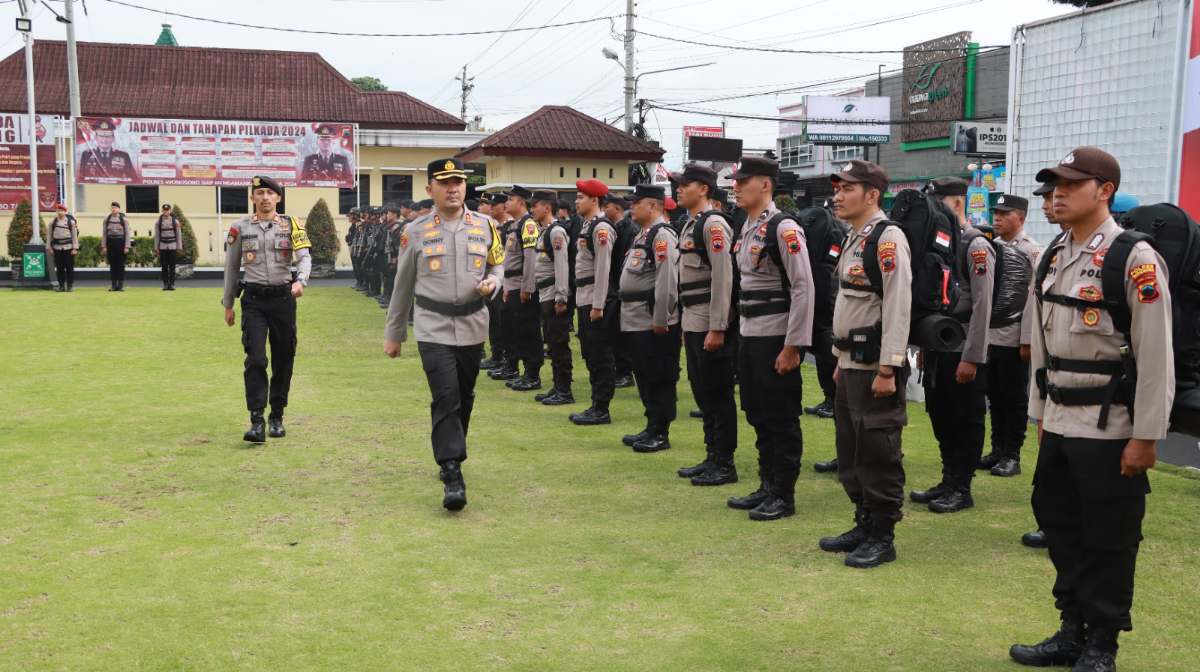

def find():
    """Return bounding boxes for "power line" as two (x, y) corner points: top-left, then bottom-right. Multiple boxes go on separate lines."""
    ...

(635, 29), (1003, 55)
(646, 103), (1006, 126)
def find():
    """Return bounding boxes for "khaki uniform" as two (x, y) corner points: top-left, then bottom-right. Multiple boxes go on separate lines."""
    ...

(49, 215), (79, 251)
(536, 221), (573, 394)
(535, 223), (571, 304)
(102, 213), (130, 249)
(502, 214), (543, 378)
(576, 216), (617, 309)
(154, 215), (183, 251)
(575, 214), (620, 410)
(829, 210), (913, 524)
(736, 202), (815, 346)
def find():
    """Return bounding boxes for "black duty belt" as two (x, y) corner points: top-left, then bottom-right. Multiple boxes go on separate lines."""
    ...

(241, 282), (291, 299)
(739, 288), (790, 318)
(679, 279), (710, 292)
(504, 268), (523, 278)
(679, 292), (711, 307)
(619, 290), (654, 303)
(536, 277), (556, 290)
(840, 279), (882, 296)
(416, 294), (486, 317)
(576, 276), (595, 287)
(1035, 354), (1134, 430)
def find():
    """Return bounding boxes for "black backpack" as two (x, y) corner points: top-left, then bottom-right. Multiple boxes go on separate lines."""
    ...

(866, 189), (962, 317)
(541, 219), (578, 286)
(973, 224), (1033, 327)
(584, 215), (637, 302)
(795, 206), (847, 316)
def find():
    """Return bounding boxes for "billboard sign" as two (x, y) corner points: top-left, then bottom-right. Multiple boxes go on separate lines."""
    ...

(903, 32), (970, 143)
(952, 121), (1007, 156)
(805, 96), (891, 145)
(74, 116), (356, 188)
(0, 113), (59, 212)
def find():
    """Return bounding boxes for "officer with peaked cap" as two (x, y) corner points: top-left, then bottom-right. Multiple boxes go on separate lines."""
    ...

(501, 185), (545, 391)
(385, 158), (504, 511)
(49, 203), (79, 292)
(603, 193), (638, 389)
(222, 175), (312, 443)
(531, 189), (575, 404)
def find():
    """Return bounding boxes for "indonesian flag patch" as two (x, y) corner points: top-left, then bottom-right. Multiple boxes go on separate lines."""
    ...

(828, 243), (841, 259)
(935, 230), (951, 249)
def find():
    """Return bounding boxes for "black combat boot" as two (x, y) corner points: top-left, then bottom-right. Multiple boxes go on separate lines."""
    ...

(614, 374), (634, 388)
(622, 428), (653, 446)
(978, 452), (1002, 471)
(844, 516), (897, 569)
(748, 494), (795, 521)
(512, 376), (542, 392)
(691, 457), (738, 486)
(541, 388), (574, 406)
(632, 434), (670, 453)
(1022, 530), (1048, 549)
(727, 482), (771, 510)
(67, 283), (73, 292)
(267, 408), (286, 438)
(677, 447), (715, 479)
(929, 481), (975, 514)
(570, 407), (611, 425)
(479, 357), (500, 370)
(813, 457), (840, 473)
(1072, 629), (1118, 672)
(440, 460), (467, 511)
(992, 456), (1021, 477)
(688, 409), (704, 418)
(243, 411), (266, 444)
(804, 399), (835, 419)
(820, 505), (868, 553)
(910, 477), (951, 504)
(1009, 615), (1085, 667)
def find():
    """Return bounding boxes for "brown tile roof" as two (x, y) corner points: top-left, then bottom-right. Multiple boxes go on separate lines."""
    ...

(0, 40), (464, 130)
(458, 105), (664, 162)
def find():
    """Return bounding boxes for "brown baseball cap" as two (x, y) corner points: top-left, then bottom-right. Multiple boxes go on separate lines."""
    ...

(830, 159), (889, 194)
(1035, 146), (1121, 191)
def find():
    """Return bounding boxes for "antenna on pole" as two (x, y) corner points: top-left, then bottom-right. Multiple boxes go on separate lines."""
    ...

(455, 65), (475, 123)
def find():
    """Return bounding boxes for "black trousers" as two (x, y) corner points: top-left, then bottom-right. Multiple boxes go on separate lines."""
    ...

(541, 301), (572, 391)
(351, 254), (362, 284)
(739, 335), (804, 502)
(923, 350), (988, 486)
(1033, 432), (1148, 632)
(382, 265), (396, 301)
(367, 262), (383, 295)
(808, 312), (837, 403)
(627, 326), (682, 435)
(615, 332), (634, 378)
(512, 293), (543, 377)
(159, 249), (177, 287)
(684, 330), (738, 460)
(487, 293), (506, 360)
(835, 368), (908, 522)
(418, 341), (484, 465)
(53, 249), (74, 287)
(986, 344), (1030, 460)
(105, 238), (126, 285)
(501, 289), (521, 368)
(577, 302), (618, 410)
(240, 292), (297, 414)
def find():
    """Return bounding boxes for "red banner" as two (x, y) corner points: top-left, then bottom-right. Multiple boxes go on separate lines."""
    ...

(0, 114), (58, 212)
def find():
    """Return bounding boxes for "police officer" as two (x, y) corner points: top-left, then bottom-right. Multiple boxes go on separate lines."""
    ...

(384, 158), (505, 511)
(818, 160), (911, 568)
(724, 156), (815, 522)
(221, 175), (312, 443)
(379, 203), (403, 308)
(603, 194), (637, 389)
(502, 186), (544, 391)
(532, 190), (574, 405)
(346, 207), (362, 289)
(49, 203), (78, 292)
(100, 201), (131, 291)
(910, 176), (995, 513)
(154, 203), (183, 291)
(482, 193), (511, 371)
(618, 184), (680, 453)
(569, 179), (621, 425)
(351, 207), (367, 292)
(1009, 147), (1172, 672)
(671, 164), (738, 487)
(978, 194), (1042, 477)
(367, 208), (388, 298)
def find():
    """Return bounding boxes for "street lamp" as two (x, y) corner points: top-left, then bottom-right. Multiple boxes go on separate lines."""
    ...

(600, 46), (714, 134)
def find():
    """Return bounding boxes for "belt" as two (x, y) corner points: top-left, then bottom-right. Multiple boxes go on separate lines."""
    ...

(739, 289), (789, 301)
(619, 290), (654, 303)
(504, 268), (524, 278)
(679, 292), (711, 307)
(1044, 382), (1131, 407)
(832, 337), (853, 350)
(840, 279), (882, 296)
(1036, 355), (1134, 430)
(739, 288), (790, 318)
(536, 277), (557, 290)
(740, 302), (791, 317)
(416, 294), (486, 317)
(242, 282), (291, 299)
(576, 276), (595, 287)
(679, 279), (709, 292)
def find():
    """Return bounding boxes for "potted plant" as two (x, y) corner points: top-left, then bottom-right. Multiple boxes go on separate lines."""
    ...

(304, 197), (339, 278)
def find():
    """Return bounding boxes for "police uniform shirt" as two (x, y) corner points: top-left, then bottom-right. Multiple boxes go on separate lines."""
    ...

(221, 214), (313, 309)
(619, 219), (679, 331)
(502, 215), (536, 293)
(103, 213), (131, 248)
(154, 215), (183, 251)
(832, 210), (912, 370)
(80, 148), (137, 181)
(988, 230), (1042, 348)
(958, 227), (996, 363)
(679, 211), (734, 333)
(301, 152), (351, 182)
(385, 210), (505, 346)
(535, 221), (571, 304)
(575, 215), (616, 309)
(1027, 217), (1174, 440)
(734, 201), (816, 346)
(50, 215), (79, 251)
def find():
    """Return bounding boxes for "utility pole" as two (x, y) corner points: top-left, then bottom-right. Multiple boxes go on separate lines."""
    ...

(456, 65), (475, 123)
(64, 0), (80, 122)
(623, 0), (636, 134)
(17, 1), (40, 244)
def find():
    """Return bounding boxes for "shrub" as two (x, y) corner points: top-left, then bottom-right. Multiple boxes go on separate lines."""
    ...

(774, 195), (798, 213)
(6, 200), (47, 257)
(129, 236), (156, 267)
(304, 198), (340, 264)
(169, 206), (200, 264)
(77, 236), (104, 267)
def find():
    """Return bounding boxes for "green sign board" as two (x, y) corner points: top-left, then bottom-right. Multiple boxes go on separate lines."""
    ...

(22, 251), (46, 278)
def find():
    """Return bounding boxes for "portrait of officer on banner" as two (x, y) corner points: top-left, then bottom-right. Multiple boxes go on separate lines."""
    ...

(299, 123), (352, 184)
(76, 118), (140, 183)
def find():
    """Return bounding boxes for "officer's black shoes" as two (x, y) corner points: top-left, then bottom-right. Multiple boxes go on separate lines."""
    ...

(479, 357), (501, 370)
(813, 458), (840, 473)
(512, 377), (542, 392)
(928, 487), (974, 514)
(845, 534), (897, 569)
(1010, 617), (1085, 667)
(541, 390), (575, 406)
(632, 435), (670, 453)
(1071, 630), (1118, 672)
(614, 374), (635, 388)
(678, 452), (713, 478)
(910, 480), (949, 504)
(569, 407), (612, 425)
(1022, 530), (1049, 549)
(162, 285), (169, 291)
(727, 484), (771, 510)
(534, 391), (552, 402)
(66, 284), (73, 292)
(748, 495), (795, 521)
(691, 462), (738, 486)
(992, 457), (1022, 477)
(688, 409), (704, 419)
(267, 413), (286, 438)
(804, 400), (835, 418)
(820, 508), (868, 553)
(489, 366), (518, 380)
(243, 411), (267, 444)
(622, 428), (652, 446)
(440, 461), (467, 511)
(978, 452), (1002, 471)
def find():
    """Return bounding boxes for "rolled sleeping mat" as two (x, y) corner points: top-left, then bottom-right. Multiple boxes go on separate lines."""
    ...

(1169, 386), (1200, 437)
(910, 314), (966, 352)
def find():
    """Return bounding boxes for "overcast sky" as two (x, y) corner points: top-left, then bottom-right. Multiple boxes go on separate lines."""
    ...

(4, 0), (1076, 167)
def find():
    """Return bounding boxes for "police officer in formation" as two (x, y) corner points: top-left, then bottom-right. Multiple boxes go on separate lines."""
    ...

(347, 207), (364, 290)
(911, 176), (995, 514)
(379, 203), (404, 308)
(672, 164), (738, 487)
(481, 193), (512, 370)
(532, 190), (575, 405)
(617, 184), (681, 454)
(569, 179), (622, 425)
(101, 201), (131, 292)
(384, 158), (505, 512)
(222, 175), (312, 443)
(819, 160), (911, 568)
(154, 203), (184, 291)
(501, 186), (545, 391)
(724, 156), (815, 522)
(1010, 147), (1172, 672)
(49, 203), (79, 292)
(602, 194), (638, 389)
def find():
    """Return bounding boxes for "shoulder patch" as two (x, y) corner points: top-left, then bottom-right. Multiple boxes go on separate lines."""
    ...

(708, 225), (725, 253)
(597, 228), (610, 246)
(971, 248), (988, 275)
(1130, 263), (1159, 303)
(781, 228), (802, 255)
(877, 240), (897, 273)
(654, 238), (669, 262)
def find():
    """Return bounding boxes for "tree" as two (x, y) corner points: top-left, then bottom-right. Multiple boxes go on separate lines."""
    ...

(169, 205), (200, 264)
(304, 198), (340, 264)
(774, 194), (798, 213)
(6, 200), (47, 258)
(351, 76), (388, 92)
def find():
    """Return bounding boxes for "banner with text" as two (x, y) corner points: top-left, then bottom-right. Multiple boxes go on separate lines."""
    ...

(0, 113), (59, 212)
(805, 96), (891, 145)
(74, 116), (356, 188)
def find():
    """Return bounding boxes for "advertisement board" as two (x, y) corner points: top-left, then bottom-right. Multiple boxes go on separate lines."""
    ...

(902, 32), (970, 143)
(805, 96), (891, 145)
(952, 121), (1007, 156)
(0, 113), (59, 212)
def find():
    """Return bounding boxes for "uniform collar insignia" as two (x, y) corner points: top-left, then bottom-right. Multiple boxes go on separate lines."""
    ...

(1085, 232), (1104, 252)
(862, 224), (873, 236)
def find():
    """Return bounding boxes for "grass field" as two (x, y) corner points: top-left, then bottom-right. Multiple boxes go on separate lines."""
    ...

(1, 286), (1198, 671)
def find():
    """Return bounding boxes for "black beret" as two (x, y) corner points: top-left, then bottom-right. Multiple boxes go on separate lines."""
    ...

(251, 175), (283, 196)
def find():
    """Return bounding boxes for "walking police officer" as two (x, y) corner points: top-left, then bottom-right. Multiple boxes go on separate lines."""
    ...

(725, 156), (816, 522)
(100, 201), (131, 291)
(1009, 147), (1173, 672)
(49, 203), (78, 292)
(532, 190), (574, 405)
(385, 158), (505, 511)
(154, 203), (183, 291)
(818, 160), (911, 568)
(222, 176), (312, 443)
(570, 180), (623, 425)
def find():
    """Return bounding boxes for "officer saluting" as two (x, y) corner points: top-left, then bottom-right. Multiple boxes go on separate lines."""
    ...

(1010, 148), (1173, 672)
(818, 160), (911, 568)
(222, 176), (312, 443)
(385, 158), (504, 512)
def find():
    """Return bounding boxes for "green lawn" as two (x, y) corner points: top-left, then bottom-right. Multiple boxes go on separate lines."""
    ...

(1, 286), (1197, 671)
